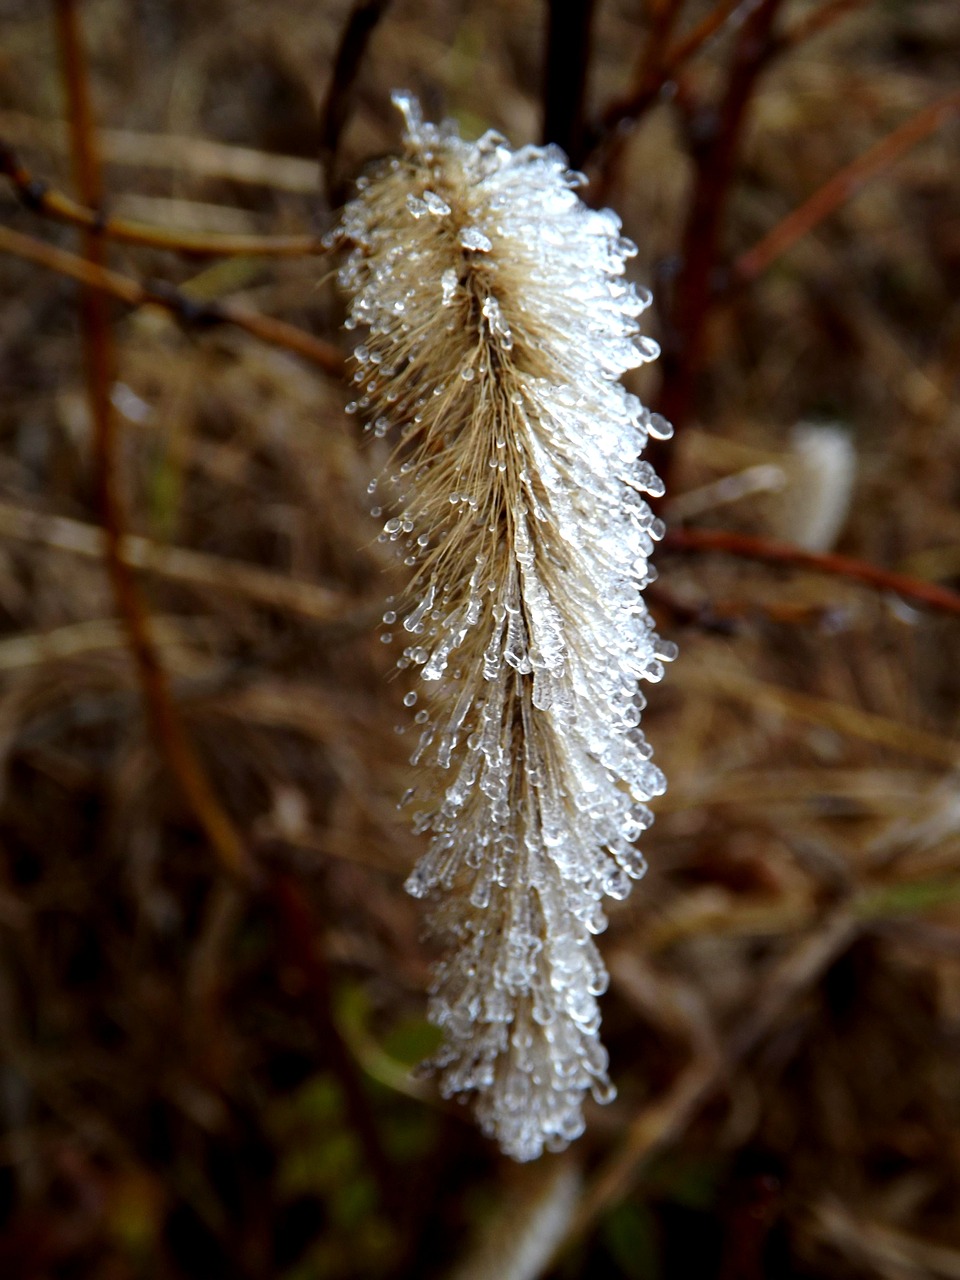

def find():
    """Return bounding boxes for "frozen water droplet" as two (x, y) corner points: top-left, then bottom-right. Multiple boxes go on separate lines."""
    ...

(441, 268), (458, 306)
(423, 189), (451, 216)
(459, 227), (492, 253)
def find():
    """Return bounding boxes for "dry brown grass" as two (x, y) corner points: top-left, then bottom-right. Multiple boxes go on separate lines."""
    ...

(0, 0), (959, 1276)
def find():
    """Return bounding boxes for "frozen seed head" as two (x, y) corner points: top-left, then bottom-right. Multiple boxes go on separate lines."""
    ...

(338, 92), (674, 1162)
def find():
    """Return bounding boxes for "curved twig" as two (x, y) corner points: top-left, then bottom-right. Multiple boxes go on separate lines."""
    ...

(0, 223), (344, 375)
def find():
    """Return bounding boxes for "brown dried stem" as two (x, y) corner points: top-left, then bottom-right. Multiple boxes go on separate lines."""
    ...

(586, 0), (868, 168)
(0, 108), (321, 192)
(663, 527), (960, 619)
(0, 499), (362, 625)
(48, 6), (402, 1219)
(0, 139), (323, 257)
(53, 0), (254, 883)
(561, 860), (960, 1252)
(0, 223), (344, 375)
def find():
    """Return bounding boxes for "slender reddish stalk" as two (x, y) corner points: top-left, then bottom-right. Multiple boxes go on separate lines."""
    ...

(586, 0), (867, 166)
(663, 528), (960, 618)
(735, 89), (960, 282)
(50, 9), (398, 1209)
(54, 0), (254, 882)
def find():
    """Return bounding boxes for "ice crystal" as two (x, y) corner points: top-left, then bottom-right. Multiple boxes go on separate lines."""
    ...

(338, 92), (675, 1162)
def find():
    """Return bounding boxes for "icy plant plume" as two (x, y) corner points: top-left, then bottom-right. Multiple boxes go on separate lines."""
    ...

(338, 93), (675, 1162)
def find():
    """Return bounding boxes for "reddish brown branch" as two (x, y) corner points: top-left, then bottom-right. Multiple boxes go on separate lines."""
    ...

(663, 528), (960, 618)
(734, 89), (960, 283)
(53, 0), (255, 883)
(0, 223), (344, 376)
(586, 0), (867, 166)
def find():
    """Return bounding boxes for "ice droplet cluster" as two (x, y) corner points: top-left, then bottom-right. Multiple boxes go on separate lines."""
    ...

(338, 93), (675, 1162)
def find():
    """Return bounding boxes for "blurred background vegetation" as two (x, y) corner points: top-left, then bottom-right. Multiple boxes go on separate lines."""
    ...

(0, 0), (959, 1276)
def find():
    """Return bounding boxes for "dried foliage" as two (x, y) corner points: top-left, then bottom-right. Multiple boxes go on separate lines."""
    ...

(0, 1), (959, 1278)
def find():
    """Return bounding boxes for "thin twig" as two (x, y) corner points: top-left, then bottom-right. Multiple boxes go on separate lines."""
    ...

(318, 0), (394, 208)
(663, 527), (960, 619)
(53, 0), (254, 883)
(48, 17), (394, 1204)
(0, 223), (344, 375)
(585, 0), (868, 166)
(0, 139), (323, 257)
(641, 872), (960, 954)
(734, 89), (960, 282)
(812, 1199), (960, 1279)
(682, 664), (959, 767)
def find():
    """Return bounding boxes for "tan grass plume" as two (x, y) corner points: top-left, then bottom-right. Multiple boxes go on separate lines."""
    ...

(338, 94), (674, 1161)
